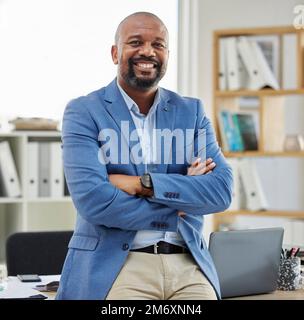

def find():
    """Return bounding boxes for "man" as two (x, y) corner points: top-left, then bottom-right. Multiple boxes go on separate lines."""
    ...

(56, 12), (233, 300)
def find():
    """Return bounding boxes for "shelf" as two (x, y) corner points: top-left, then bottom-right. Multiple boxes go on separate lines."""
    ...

(215, 210), (304, 219)
(0, 198), (23, 204)
(223, 151), (304, 158)
(214, 26), (298, 37)
(0, 130), (61, 137)
(0, 197), (72, 204)
(215, 89), (304, 97)
(27, 197), (72, 203)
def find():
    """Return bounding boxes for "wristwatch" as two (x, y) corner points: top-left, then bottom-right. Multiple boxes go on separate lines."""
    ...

(140, 173), (153, 190)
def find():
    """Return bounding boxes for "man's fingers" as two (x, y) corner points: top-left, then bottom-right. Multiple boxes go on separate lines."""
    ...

(188, 160), (216, 175)
(206, 162), (216, 171)
(191, 157), (201, 167)
(190, 157), (212, 168)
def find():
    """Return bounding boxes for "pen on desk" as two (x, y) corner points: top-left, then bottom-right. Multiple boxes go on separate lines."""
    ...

(294, 247), (300, 257)
(291, 247), (299, 258)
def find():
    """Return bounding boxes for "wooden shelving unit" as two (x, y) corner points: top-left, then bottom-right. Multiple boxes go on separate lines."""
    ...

(212, 26), (304, 231)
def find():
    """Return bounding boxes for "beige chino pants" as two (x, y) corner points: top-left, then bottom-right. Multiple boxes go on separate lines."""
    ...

(106, 251), (217, 300)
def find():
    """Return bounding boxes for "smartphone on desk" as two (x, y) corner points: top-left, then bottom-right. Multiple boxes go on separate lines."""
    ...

(17, 274), (41, 282)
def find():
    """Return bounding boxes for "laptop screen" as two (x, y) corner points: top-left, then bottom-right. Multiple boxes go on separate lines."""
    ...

(208, 227), (283, 298)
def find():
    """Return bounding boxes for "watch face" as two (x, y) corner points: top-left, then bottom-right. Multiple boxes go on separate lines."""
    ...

(141, 174), (152, 189)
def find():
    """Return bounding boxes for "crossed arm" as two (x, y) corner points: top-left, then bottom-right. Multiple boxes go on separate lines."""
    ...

(109, 157), (216, 217)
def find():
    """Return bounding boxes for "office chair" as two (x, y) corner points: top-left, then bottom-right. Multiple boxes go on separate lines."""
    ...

(6, 231), (73, 276)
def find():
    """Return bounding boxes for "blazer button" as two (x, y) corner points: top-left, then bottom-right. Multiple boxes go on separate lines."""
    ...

(151, 222), (157, 228)
(122, 243), (129, 251)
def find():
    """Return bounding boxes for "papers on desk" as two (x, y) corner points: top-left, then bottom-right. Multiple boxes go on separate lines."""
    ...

(0, 275), (60, 299)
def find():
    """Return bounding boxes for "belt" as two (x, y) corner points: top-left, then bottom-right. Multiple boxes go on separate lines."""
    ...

(130, 241), (190, 254)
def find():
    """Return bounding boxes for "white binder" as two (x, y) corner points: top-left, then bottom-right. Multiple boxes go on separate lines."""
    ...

(282, 34), (297, 90)
(226, 37), (241, 90)
(237, 37), (279, 90)
(0, 141), (22, 197)
(27, 142), (39, 198)
(218, 38), (227, 90)
(49, 142), (64, 197)
(251, 40), (279, 90)
(238, 159), (268, 211)
(226, 158), (241, 211)
(38, 142), (50, 197)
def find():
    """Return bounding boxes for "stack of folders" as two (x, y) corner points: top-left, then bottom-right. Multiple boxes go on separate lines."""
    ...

(27, 141), (65, 198)
(219, 36), (280, 91)
(0, 141), (22, 197)
(227, 158), (268, 212)
(218, 110), (258, 152)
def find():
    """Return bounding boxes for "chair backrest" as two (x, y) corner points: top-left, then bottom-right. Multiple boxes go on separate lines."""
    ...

(6, 231), (73, 276)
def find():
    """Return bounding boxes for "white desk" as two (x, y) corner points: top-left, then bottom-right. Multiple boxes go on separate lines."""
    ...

(227, 289), (304, 300)
(1, 275), (303, 300)
(0, 275), (60, 300)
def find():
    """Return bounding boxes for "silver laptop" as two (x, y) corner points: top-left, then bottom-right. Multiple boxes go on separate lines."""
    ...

(209, 227), (284, 298)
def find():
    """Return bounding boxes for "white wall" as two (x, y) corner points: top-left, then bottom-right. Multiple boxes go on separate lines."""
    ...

(0, 0), (178, 124)
(192, 0), (304, 239)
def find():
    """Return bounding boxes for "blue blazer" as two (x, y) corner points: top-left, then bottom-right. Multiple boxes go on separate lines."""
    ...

(56, 79), (233, 300)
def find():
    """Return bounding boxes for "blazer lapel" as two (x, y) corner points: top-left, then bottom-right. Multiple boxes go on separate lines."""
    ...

(156, 89), (176, 173)
(103, 80), (144, 175)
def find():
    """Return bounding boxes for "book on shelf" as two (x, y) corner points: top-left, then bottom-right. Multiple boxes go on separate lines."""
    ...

(218, 110), (244, 152)
(27, 141), (39, 198)
(226, 158), (243, 211)
(0, 141), (22, 197)
(238, 159), (268, 211)
(232, 113), (258, 151)
(49, 142), (64, 197)
(218, 38), (228, 90)
(218, 35), (280, 91)
(226, 37), (242, 90)
(218, 110), (258, 152)
(38, 141), (64, 198)
(282, 33), (297, 90)
(262, 96), (285, 152)
(226, 158), (268, 212)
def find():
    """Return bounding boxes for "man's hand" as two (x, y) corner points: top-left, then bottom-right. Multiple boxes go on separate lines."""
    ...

(108, 174), (153, 197)
(108, 174), (141, 195)
(187, 157), (215, 176)
(178, 158), (216, 217)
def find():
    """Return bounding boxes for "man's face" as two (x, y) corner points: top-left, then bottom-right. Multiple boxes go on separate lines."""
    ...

(112, 15), (169, 91)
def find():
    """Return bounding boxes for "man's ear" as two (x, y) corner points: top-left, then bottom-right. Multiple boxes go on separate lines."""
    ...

(111, 45), (118, 65)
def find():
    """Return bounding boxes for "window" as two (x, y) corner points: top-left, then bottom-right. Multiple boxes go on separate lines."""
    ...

(0, 0), (178, 122)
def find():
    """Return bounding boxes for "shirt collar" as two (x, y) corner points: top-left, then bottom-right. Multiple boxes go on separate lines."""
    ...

(116, 80), (160, 116)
